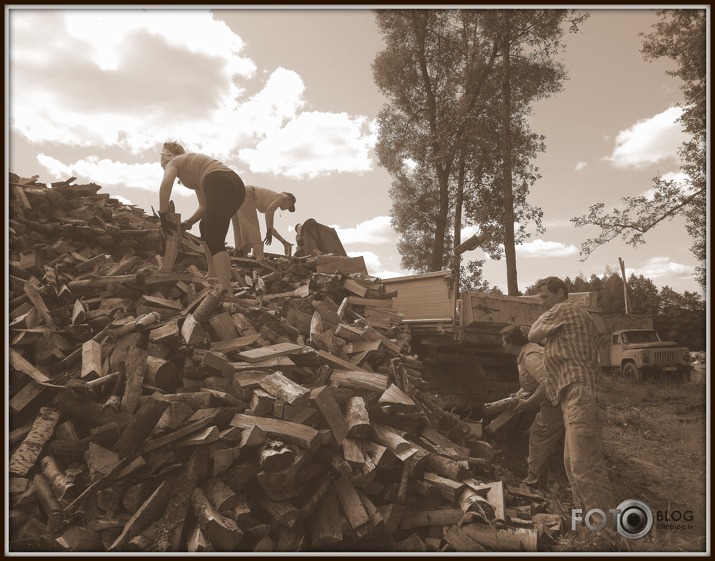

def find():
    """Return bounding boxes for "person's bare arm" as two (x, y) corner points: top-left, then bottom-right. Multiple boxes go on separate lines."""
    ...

(159, 164), (178, 212)
(263, 195), (285, 244)
(514, 383), (546, 413)
(183, 184), (206, 227)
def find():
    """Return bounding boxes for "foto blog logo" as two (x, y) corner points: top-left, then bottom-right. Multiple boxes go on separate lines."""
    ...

(572, 499), (654, 540)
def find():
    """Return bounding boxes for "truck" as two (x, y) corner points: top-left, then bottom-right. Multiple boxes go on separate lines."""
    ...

(607, 328), (691, 383)
(382, 269), (689, 409)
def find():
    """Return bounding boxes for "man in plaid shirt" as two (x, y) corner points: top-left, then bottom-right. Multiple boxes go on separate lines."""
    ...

(527, 276), (615, 529)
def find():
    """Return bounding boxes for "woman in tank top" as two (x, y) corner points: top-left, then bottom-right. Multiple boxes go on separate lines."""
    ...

(158, 141), (245, 291)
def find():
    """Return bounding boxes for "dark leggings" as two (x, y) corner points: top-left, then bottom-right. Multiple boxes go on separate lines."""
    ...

(198, 170), (245, 255)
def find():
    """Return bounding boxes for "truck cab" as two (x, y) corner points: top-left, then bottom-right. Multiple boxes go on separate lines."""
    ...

(609, 329), (690, 382)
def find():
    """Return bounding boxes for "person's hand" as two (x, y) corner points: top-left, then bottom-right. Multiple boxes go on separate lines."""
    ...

(181, 220), (192, 231)
(282, 240), (293, 256)
(520, 325), (531, 338)
(263, 229), (273, 245)
(513, 397), (531, 414)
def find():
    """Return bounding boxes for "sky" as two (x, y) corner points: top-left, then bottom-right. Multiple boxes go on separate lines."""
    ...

(5, 6), (708, 296)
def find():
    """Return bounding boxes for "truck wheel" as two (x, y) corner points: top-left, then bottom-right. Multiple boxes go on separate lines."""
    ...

(622, 362), (643, 384)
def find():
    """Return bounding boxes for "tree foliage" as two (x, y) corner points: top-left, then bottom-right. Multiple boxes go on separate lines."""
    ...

(571, 10), (707, 287)
(372, 9), (583, 282)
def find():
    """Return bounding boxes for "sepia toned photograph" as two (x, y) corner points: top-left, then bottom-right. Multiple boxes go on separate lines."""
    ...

(5, 5), (708, 554)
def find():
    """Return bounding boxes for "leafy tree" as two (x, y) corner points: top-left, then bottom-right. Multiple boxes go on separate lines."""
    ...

(572, 10), (707, 287)
(626, 274), (660, 316)
(483, 9), (586, 294)
(460, 259), (503, 293)
(374, 10), (500, 272)
(373, 10), (583, 290)
(655, 287), (706, 351)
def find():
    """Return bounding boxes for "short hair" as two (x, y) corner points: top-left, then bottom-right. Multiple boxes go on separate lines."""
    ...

(500, 324), (529, 346)
(536, 276), (569, 298)
(163, 141), (185, 156)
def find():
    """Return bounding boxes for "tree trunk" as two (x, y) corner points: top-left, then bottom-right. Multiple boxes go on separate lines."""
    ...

(500, 13), (519, 295)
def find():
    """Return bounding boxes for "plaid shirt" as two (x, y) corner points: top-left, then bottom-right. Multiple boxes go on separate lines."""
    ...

(535, 300), (601, 404)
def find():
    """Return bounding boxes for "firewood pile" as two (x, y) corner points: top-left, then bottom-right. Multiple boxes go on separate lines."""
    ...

(8, 173), (562, 553)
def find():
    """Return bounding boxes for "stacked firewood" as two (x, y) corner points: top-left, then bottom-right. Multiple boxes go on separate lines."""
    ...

(8, 173), (562, 552)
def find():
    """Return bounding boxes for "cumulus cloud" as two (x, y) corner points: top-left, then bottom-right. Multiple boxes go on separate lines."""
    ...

(515, 239), (579, 258)
(605, 106), (687, 169)
(575, 161), (587, 171)
(348, 250), (403, 279)
(628, 257), (695, 280)
(240, 112), (376, 178)
(36, 153), (193, 197)
(9, 9), (376, 178)
(334, 216), (395, 245)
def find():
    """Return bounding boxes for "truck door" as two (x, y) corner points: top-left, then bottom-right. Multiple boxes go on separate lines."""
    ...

(609, 333), (622, 369)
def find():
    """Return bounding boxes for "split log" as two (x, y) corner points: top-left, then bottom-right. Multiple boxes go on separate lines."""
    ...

(230, 413), (321, 451)
(186, 525), (209, 552)
(191, 285), (227, 324)
(401, 508), (463, 530)
(161, 211), (182, 272)
(484, 410), (519, 436)
(310, 385), (349, 445)
(249, 389), (275, 415)
(310, 487), (344, 547)
(425, 454), (471, 481)
(299, 471), (334, 520)
(369, 424), (418, 462)
(457, 522), (538, 552)
(181, 314), (206, 346)
(108, 481), (172, 551)
(345, 396), (370, 439)
(333, 476), (370, 534)
(443, 525), (488, 552)
(237, 342), (304, 363)
(422, 472), (465, 502)
(10, 407), (61, 476)
(85, 443), (120, 479)
(259, 440), (296, 473)
(275, 525), (306, 552)
(204, 477), (238, 513)
(32, 474), (63, 532)
(146, 452), (204, 552)
(40, 456), (75, 500)
(482, 396), (519, 416)
(330, 370), (388, 392)
(48, 422), (121, 458)
(141, 408), (222, 454)
(253, 490), (300, 528)
(112, 393), (170, 457)
(259, 371), (310, 407)
(120, 347), (148, 415)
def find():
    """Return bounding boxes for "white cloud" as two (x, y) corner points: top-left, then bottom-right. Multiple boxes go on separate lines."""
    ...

(347, 250), (403, 280)
(575, 161), (587, 171)
(112, 194), (135, 206)
(333, 216), (395, 245)
(9, 9), (377, 180)
(605, 106), (687, 169)
(515, 239), (579, 258)
(627, 257), (695, 280)
(240, 112), (375, 178)
(35, 153), (194, 197)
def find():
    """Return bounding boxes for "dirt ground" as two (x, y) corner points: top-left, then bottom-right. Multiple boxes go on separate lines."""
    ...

(491, 371), (708, 552)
